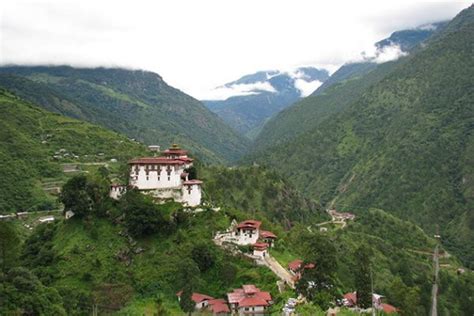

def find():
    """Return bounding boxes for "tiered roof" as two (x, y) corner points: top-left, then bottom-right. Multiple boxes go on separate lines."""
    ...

(226, 284), (272, 309)
(236, 220), (262, 230)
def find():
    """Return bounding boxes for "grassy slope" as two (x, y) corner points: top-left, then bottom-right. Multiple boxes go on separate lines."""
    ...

(0, 67), (249, 164)
(248, 6), (474, 267)
(0, 90), (146, 213)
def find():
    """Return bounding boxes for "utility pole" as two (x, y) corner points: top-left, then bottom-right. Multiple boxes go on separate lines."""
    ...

(371, 266), (375, 316)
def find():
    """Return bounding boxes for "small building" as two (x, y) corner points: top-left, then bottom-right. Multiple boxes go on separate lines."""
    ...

(288, 259), (316, 281)
(110, 184), (127, 200)
(207, 299), (231, 315)
(148, 145), (161, 152)
(176, 291), (214, 310)
(260, 230), (277, 247)
(253, 242), (269, 258)
(234, 220), (262, 245)
(65, 210), (75, 220)
(227, 285), (272, 315)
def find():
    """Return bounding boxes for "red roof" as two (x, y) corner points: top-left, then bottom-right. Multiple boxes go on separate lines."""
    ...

(253, 242), (269, 250)
(177, 157), (193, 162)
(243, 284), (259, 295)
(260, 230), (277, 239)
(255, 291), (272, 302)
(381, 303), (398, 313)
(183, 179), (203, 185)
(237, 220), (262, 230)
(129, 157), (186, 165)
(227, 292), (244, 304)
(208, 299), (227, 305)
(176, 291), (214, 303)
(343, 292), (357, 306)
(238, 296), (269, 307)
(209, 302), (230, 313)
(288, 259), (303, 271)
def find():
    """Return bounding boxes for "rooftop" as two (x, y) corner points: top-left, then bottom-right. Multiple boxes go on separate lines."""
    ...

(237, 220), (262, 230)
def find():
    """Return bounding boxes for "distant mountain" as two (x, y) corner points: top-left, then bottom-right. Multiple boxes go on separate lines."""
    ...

(248, 6), (474, 266)
(203, 67), (329, 138)
(255, 21), (447, 148)
(314, 21), (448, 97)
(0, 66), (249, 164)
(0, 89), (146, 213)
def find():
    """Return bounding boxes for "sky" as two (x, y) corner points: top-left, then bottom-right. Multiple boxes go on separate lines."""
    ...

(0, 0), (471, 99)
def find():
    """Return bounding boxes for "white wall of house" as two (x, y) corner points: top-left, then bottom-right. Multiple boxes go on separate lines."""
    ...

(181, 184), (202, 206)
(130, 164), (185, 190)
(195, 301), (208, 310)
(234, 229), (260, 245)
(109, 186), (126, 200)
(253, 248), (268, 258)
(238, 306), (265, 315)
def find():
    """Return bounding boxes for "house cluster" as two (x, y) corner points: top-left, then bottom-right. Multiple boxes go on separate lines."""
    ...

(343, 292), (398, 314)
(109, 144), (203, 207)
(216, 219), (278, 259)
(177, 284), (273, 315)
(328, 209), (356, 221)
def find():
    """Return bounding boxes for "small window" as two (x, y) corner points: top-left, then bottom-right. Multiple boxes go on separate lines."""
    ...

(168, 176), (170, 181)
(146, 176), (149, 180)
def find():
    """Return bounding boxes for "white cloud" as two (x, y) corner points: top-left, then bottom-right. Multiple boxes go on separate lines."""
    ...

(358, 43), (409, 64)
(294, 79), (323, 97)
(203, 81), (277, 100)
(0, 0), (471, 99)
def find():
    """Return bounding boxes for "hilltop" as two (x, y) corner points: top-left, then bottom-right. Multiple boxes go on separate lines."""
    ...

(0, 66), (249, 164)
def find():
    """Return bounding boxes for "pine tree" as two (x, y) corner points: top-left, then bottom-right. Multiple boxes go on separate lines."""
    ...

(355, 245), (372, 308)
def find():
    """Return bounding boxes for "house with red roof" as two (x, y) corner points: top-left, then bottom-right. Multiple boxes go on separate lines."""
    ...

(288, 259), (316, 281)
(123, 144), (203, 206)
(207, 299), (231, 315)
(227, 284), (272, 315)
(253, 242), (269, 258)
(342, 291), (398, 313)
(176, 291), (214, 310)
(260, 230), (277, 247)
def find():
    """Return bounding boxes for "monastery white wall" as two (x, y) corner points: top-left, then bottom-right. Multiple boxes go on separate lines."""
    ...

(181, 184), (202, 207)
(253, 248), (268, 258)
(130, 164), (185, 190)
(234, 229), (259, 245)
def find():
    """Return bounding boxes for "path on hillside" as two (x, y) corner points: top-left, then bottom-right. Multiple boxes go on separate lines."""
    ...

(263, 256), (295, 289)
(430, 244), (439, 316)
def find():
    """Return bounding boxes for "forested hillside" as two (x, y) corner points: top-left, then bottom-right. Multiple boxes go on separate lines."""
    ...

(0, 90), (146, 213)
(0, 67), (249, 164)
(248, 5), (474, 267)
(255, 21), (446, 148)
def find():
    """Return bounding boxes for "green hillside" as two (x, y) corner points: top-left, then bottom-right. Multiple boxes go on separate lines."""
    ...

(0, 90), (146, 213)
(248, 5), (474, 267)
(254, 61), (399, 148)
(0, 67), (249, 164)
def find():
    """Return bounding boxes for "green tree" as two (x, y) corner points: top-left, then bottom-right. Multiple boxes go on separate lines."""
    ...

(59, 175), (92, 217)
(0, 222), (20, 272)
(0, 267), (66, 315)
(120, 188), (167, 237)
(355, 245), (372, 308)
(296, 233), (338, 309)
(191, 243), (215, 272)
(179, 283), (195, 316)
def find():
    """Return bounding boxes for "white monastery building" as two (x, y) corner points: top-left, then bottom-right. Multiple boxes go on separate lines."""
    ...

(111, 145), (203, 207)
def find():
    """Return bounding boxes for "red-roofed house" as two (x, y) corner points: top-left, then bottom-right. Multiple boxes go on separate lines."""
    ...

(207, 299), (231, 315)
(288, 259), (316, 280)
(227, 285), (272, 315)
(126, 144), (203, 206)
(253, 242), (269, 258)
(234, 220), (262, 245)
(176, 291), (214, 310)
(259, 230), (277, 247)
